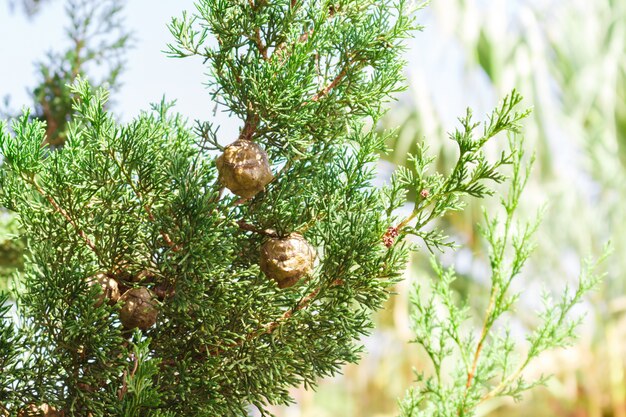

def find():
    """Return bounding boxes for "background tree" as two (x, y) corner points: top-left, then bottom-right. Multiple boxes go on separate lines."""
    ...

(0, 0), (130, 285)
(33, 0), (129, 147)
(399, 135), (605, 417)
(7, 0), (51, 16)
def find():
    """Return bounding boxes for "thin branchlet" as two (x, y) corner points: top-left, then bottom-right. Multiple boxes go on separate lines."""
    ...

(398, 133), (606, 417)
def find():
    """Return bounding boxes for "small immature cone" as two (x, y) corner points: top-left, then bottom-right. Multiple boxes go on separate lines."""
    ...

(18, 404), (60, 417)
(119, 287), (158, 330)
(87, 273), (120, 307)
(216, 139), (273, 198)
(110, 259), (153, 283)
(260, 233), (316, 288)
(109, 260), (134, 282)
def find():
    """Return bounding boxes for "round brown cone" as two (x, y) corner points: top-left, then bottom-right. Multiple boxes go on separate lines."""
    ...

(87, 272), (120, 307)
(119, 287), (158, 330)
(216, 140), (273, 198)
(260, 233), (316, 288)
(17, 404), (60, 417)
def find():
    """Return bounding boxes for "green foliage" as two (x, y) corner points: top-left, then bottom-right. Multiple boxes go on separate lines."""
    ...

(390, 91), (529, 252)
(0, 1), (423, 415)
(0, 1), (596, 416)
(398, 138), (605, 417)
(0, 0), (131, 292)
(0, 293), (19, 415)
(166, 0), (420, 159)
(0, 216), (24, 285)
(120, 337), (162, 417)
(384, 3), (622, 414)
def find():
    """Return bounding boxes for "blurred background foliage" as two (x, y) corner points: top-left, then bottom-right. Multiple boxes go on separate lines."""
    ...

(7, 0), (50, 16)
(2, 0), (626, 416)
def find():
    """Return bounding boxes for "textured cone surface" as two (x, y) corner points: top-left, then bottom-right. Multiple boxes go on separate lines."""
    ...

(134, 269), (156, 283)
(87, 272), (120, 307)
(260, 233), (316, 288)
(216, 139), (273, 198)
(119, 287), (158, 330)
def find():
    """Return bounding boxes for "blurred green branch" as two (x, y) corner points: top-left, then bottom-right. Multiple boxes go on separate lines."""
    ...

(399, 133), (606, 417)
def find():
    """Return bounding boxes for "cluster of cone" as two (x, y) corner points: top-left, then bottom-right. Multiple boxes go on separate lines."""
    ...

(23, 137), (317, 417)
(15, 403), (60, 417)
(87, 271), (161, 330)
(84, 138), (314, 337)
(217, 139), (316, 288)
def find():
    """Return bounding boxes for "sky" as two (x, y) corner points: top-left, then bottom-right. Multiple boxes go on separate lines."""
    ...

(0, 0), (239, 140)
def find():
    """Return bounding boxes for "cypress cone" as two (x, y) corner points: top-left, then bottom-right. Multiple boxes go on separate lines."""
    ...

(87, 272), (120, 307)
(260, 233), (316, 288)
(119, 287), (158, 330)
(216, 139), (273, 198)
(17, 404), (60, 417)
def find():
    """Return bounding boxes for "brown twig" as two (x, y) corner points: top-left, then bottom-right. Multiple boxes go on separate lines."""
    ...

(130, 353), (139, 376)
(251, 27), (269, 60)
(262, 290), (321, 332)
(389, 189), (433, 236)
(456, 288), (498, 416)
(117, 369), (128, 401)
(206, 279), (344, 357)
(117, 353), (139, 401)
(311, 67), (348, 102)
(154, 278), (347, 370)
(41, 96), (61, 147)
(71, 38), (84, 79)
(271, 2), (337, 63)
(247, 0), (269, 60)
(465, 289), (497, 389)
(299, 29), (313, 45)
(29, 176), (98, 253)
(308, 56), (363, 105)
(236, 220), (278, 237)
(261, 279), (343, 334)
(239, 112), (259, 142)
(272, 28), (314, 62)
(142, 203), (180, 251)
(262, 280), (343, 334)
